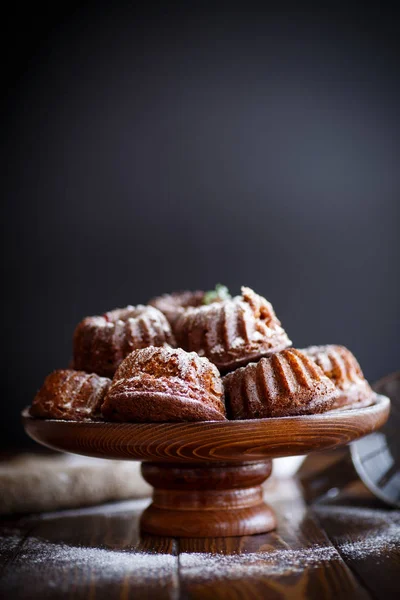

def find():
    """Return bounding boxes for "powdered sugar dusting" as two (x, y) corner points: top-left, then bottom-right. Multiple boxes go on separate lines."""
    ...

(179, 545), (340, 580)
(1, 536), (178, 593)
(175, 287), (291, 368)
(339, 527), (399, 560)
(0, 532), (24, 559)
(111, 346), (221, 390)
(315, 505), (400, 561)
(73, 305), (176, 377)
(103, 345), (225, 419)
(301, 344), (373, 409)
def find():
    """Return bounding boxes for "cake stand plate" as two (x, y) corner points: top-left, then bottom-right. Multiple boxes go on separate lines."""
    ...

(22, 394), (390, 537)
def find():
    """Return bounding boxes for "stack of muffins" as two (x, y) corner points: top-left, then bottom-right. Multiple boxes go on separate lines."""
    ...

(30, 285), (375, 423)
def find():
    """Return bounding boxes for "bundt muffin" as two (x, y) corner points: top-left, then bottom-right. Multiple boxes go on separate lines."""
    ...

(30, 369), (111, 421)
(101, 346), (226, 422)
(301, 345), (374, 409)
(73, 305), (176, 378)
(149, 284), (230, 330)
(223, 348), (338, 419)
(174, 286), (291, 373)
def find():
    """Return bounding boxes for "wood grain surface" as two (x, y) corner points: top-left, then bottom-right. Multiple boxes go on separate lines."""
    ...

(21, 395), (390, 539)
(22, 395), (390, 463)
(1, 473), (398, 599)
(140, 462), (275, 537)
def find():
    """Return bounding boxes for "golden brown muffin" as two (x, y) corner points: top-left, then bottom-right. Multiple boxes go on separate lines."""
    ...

(301, 345), (374, 409)
(223, 348), (338, 419)
(101, 346), (226, 422)
(149, 284), (230, 330)
(30, 369), (111, 421)
(174, 286), (291, 373)
(73, 305), (175, 378)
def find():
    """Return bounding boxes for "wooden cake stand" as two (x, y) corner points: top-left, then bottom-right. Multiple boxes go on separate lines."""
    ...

(22, 394), (390, 537)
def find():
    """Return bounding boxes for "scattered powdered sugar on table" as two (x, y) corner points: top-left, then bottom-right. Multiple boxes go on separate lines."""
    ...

(179, 545), (340, 580)
(315, 504), (400, 561)
(1, 535), (341, 593)
(338, 525), (399, 561)
(0, 533), (23, 558)
(1, 536), (178, 593)
(2, 501), (398, 594)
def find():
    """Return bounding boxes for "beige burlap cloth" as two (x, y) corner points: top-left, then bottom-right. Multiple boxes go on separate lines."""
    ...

(0, 453), (152, 515)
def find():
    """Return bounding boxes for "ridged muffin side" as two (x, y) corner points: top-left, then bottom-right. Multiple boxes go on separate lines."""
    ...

(175, 287), (291, 373)
(73, 305), (175, 378)
(301, 344), (374, 409)
(102, 346), (226, 422)
(223, 348), (338, 419)
(30, 369), (111, 420)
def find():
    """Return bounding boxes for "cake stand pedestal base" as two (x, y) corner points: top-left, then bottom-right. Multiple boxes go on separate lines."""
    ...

(140, 461), (275, 537)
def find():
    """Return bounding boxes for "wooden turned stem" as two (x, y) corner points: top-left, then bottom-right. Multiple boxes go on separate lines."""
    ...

(140, 461), (276, 537)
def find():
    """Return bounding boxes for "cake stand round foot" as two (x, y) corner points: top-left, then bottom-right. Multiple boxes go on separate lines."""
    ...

(140, 461), (276, 538)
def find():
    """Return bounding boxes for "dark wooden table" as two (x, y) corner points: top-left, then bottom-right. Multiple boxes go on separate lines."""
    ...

(0, 464), (399, 599)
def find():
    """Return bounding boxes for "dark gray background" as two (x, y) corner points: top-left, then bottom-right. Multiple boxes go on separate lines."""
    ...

(2, 4), (399, 448)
